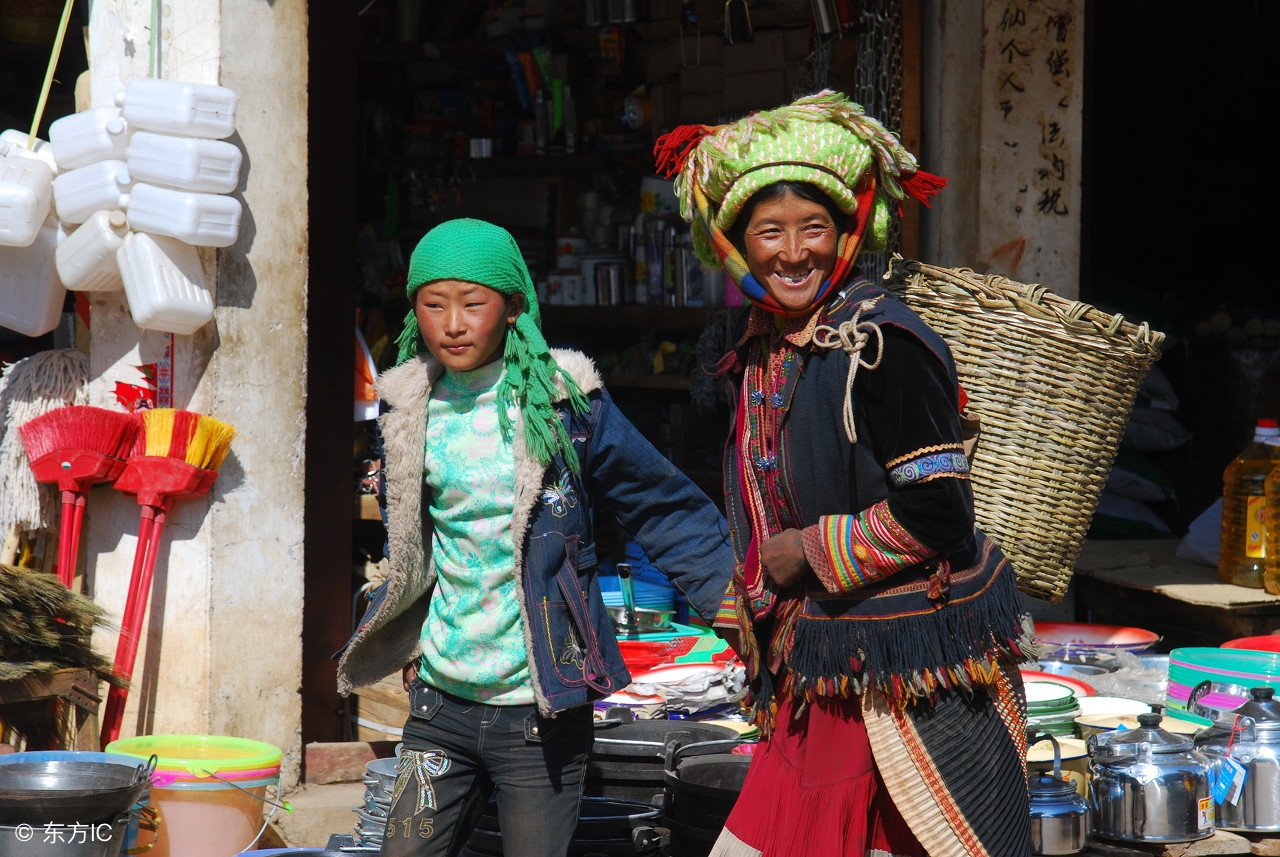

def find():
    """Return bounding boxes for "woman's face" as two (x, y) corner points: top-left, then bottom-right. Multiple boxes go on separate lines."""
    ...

(412, 280), (523, 372)
(741, 188), (840, 311)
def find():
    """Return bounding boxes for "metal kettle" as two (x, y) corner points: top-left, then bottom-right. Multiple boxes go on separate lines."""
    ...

(1194, 686), (1280, 832)
(1028, 732), (1089, 855)
(1087, 711), (1214, 844)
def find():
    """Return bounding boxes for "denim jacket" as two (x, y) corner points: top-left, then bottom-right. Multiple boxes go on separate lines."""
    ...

(335, 348), (735, 717)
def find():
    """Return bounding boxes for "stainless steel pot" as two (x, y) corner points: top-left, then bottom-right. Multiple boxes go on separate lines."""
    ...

(1028, 733), (1089, 855)
(1087, 711), (1214, 843)
(1195, 686), (1280, 831)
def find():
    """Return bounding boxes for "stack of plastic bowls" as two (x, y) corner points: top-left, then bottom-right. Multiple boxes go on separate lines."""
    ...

(1166, 647), (1280, 726)
(1026, 681), (1081, 737)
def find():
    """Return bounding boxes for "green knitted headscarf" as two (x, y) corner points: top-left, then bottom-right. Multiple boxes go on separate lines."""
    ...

(394, 218), (590, 472)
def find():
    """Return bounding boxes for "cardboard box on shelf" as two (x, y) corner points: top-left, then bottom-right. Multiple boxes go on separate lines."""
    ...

(723, 29), (787, 75)
(722, 69), (788, 115)
(679, 63), (722, 94)
(679, 91), (723, 125)
(649, 82), (683, 133)
(783, 26), (812, 61)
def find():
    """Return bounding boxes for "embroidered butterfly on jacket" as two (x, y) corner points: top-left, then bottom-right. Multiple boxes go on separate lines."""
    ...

(541, 470), (578, 518)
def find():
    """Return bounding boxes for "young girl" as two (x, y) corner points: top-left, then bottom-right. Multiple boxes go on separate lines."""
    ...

(335, 218), (737, 857)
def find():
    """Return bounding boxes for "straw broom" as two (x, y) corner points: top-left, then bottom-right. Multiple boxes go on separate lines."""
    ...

(99, 408), (236, 748)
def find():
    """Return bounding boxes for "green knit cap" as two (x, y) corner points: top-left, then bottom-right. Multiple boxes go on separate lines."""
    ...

(656, 90), (946, 270)
(394, 218), (589, 472)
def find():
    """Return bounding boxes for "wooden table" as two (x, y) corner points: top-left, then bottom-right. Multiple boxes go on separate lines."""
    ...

(1072, 539), (1280, 650)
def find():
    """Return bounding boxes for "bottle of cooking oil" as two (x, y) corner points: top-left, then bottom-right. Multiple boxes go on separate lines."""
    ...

(1219, 418), (1280, 587)
(1264, 462), (1280, 595)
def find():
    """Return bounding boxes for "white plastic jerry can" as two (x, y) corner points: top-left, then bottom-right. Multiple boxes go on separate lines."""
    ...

(52, 158), (130, 224)
(0, 148), (54, 247)
(0, 130), (59, 173)
(48, 107), (131, 171)
(125, 131), (243, 194)
(123, 181), (242, 248)
(57, 209), (130, 292)
(116, 78), (238, 140)
(117, 231), (214, 334)
(0, 215), (66, 337)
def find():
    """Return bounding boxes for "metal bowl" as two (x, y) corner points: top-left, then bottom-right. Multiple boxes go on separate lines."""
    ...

(1036, 658), (1113, 678)
(608, 606), (675, 633)
(0, 760), (150, 825)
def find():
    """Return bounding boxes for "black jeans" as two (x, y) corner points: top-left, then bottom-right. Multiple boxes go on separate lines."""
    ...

(380, 678), (593, 857)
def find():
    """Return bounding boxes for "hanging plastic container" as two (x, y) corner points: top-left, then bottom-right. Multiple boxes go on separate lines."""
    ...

(105, 734), (281, 857)
(0, 214), (65, 336)
(116, 78), (238, 140)
(57, 209), (130, 291)
(0, 129), (58, 173)
(125, 131), (242, 194)
(117, 231), (214, 334)
(0, 147), (53, 247)
(48, 106), (131, 171)
(52, 158), (130, 224)
(123, 181), (242, 248)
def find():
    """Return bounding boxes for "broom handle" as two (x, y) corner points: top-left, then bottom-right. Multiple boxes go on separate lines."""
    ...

(62, 492), (88, 589)
(56, 490), (77, 587)
(100, 505), (161, 748)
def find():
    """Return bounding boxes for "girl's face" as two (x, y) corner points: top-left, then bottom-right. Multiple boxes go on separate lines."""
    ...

(742, 188), (840, 312)
(412, 280), (524, 373)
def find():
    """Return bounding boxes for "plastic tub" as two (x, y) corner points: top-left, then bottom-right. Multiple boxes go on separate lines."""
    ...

(116, 78), (238, 140)
(116, 231), (214, 334)
(0, 130), (58, 172)
(51, 159), (130, 224)
(123, 181), (242, 247)
(0, 215), (64, 337)
(0, 148), (53, 247)
(57, 209), (129, 291)
(105, 735), (281, 857)
(1222, 635), (1280, 654)
(126, 132), (242, 194)
(48, 107), (131, 171)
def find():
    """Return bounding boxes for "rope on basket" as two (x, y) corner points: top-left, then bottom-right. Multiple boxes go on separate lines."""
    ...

(814, 297), (885, 444)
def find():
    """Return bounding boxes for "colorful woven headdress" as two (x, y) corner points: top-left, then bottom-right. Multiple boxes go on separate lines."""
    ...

(654, 90), (946, 315)
(394, 218), (589, 471)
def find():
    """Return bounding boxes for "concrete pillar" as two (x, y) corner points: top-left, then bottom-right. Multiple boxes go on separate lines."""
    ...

(83, 0), (308, 786)
(920, 0), (1084, 297)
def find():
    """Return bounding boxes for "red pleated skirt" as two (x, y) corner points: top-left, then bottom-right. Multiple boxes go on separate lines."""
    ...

(710, 694), (926, 857)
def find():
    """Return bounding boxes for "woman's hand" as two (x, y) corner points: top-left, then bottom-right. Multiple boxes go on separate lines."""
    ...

(760, 528), (810, 588)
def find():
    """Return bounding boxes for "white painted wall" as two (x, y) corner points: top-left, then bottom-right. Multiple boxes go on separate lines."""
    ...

(82, 0), (308, 786)
(921, 0), (1083, 298)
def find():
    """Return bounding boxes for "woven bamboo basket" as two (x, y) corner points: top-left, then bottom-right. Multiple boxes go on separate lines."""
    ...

(884, 257), (1166, 603)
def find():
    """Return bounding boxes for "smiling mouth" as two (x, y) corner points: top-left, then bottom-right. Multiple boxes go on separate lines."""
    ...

(773, 269), (814, 286)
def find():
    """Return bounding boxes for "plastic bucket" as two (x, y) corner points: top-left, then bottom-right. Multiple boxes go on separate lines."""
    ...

(104, 735), (281, 857)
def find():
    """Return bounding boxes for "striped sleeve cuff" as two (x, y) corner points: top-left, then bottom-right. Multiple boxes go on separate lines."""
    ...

(712, 579), (739, 628)
(803, 501), (937, 593)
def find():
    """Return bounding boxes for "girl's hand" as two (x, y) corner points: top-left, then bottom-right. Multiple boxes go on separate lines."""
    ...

(401, 659), (419, 692)
(761, 529), (810, 588)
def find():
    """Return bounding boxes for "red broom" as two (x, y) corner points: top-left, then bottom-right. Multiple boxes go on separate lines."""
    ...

(18, 405), (142, 587)
(100, 407), (235, 748)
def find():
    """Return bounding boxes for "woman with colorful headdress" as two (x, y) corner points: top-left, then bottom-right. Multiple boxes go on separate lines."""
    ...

(657, 90), (1037, 856)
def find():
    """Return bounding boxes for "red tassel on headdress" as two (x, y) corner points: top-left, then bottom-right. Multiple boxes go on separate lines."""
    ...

(900, 169), (949, 207)
(653, 124), (712, 179)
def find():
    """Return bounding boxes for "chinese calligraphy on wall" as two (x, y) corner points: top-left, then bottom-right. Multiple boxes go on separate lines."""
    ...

(980, 0), (1082, 291)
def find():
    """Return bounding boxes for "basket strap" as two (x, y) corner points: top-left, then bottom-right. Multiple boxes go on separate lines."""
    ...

(813, 297), (886, 443)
